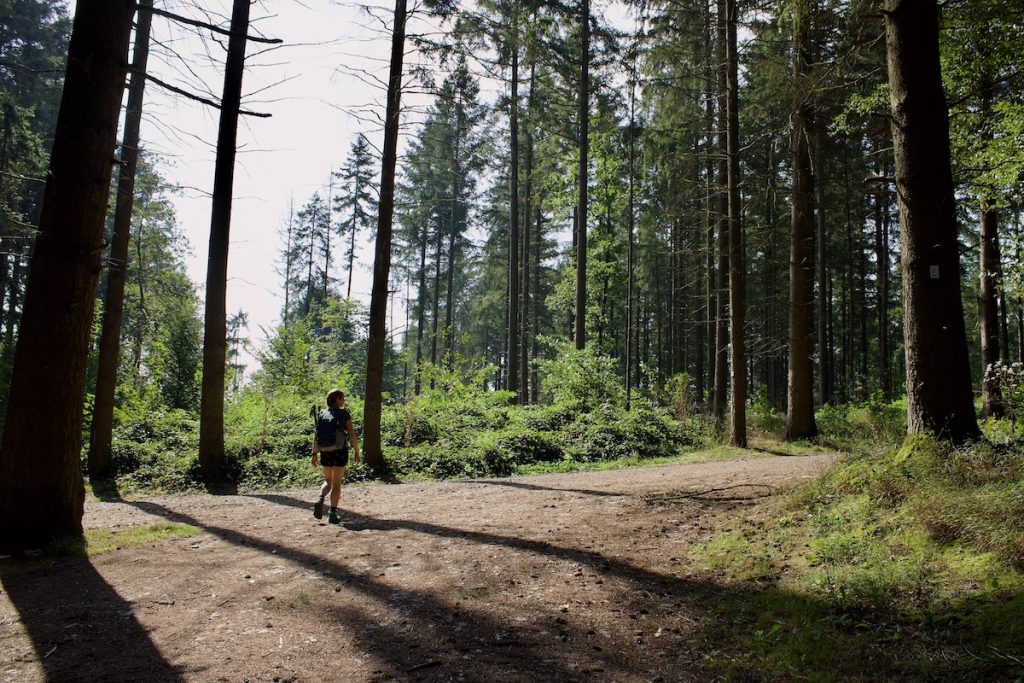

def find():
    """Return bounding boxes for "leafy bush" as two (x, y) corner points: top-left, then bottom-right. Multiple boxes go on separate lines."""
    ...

(93, 346), (700, 491)
(985, 360), (1024, 421)
(748, 386), (785, 436)
(560, 403), (683, 462)
(535, 343), (623, 408)
(816, 393), (905, 448)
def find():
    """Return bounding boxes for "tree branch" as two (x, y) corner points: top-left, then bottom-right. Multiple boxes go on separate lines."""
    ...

(149, 7), (283, 45)
(142, 72), (272, 118)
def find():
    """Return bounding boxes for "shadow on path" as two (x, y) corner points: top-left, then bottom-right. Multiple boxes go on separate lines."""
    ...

(126, 499), (615, 681)
(452, 478), (626, 498)
(1, 557), (179, 681)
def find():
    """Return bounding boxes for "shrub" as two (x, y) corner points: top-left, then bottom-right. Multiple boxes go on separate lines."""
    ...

(749, 385), (785, 436)
(817, 393), (906, 448)
(535, 343), (624, 408)
(560, 403), (683, 462)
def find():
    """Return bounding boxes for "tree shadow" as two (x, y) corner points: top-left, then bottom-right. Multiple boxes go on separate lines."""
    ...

(123, 499), (601, 681)
(1, 554), (179, 681)
(122, 496), (913, 680)
(452, 478), (626, 498)
(88, 476), (124, 502)
(749, 446), (808, 458)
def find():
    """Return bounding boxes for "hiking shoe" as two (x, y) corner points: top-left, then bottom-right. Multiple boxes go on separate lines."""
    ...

(313, 498), (324, 520)
(328, 508), (341, 524)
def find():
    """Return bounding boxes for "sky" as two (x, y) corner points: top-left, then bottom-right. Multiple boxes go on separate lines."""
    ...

(63, 0), (634, 371)
(132, 0), (402, 365)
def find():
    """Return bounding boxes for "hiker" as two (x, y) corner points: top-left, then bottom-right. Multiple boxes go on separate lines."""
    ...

(311, 388), (361, 524)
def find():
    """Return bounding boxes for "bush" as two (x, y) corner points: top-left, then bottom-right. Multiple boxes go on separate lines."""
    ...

(817, 393), (906, 448)
(536, 344), (623, 408)
(749, 386), (785, 436)
(560, 403), (683, 463)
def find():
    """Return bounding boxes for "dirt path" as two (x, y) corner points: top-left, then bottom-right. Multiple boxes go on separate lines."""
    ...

(0, 453), (833, 682)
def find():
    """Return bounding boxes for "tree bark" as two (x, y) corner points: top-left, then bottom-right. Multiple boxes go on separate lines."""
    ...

(362, 0), (408, 471)
(725, 0), (746, 447)
(199, 0), (250, 483)
(978, 81), (1004, 417)
(575, 0), (590, 351)
(786, 0), (817, 440)
(625, 66), (637, 410)
(508, 43), (520, 397)
(815, 127), (831, 405)
(884, 0), (979, 442)
(444, 94), (462, 371)
(0, 0), (135, 546)
(89, 0), (154, 479)
(875, 188), (892, 399)
(712, 0), (729, 424)
(980, 203), (1003, 417)
(521, 97), (533, 404)
(283, 200), (294, 322)
(414, 221), (427, 395)
(430, 214), (442, 381)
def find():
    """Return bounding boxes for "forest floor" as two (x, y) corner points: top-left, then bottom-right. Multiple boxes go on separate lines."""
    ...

(0, 452), (836, 682)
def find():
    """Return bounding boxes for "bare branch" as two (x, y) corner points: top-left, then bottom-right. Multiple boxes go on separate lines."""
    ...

(142, 72), (272, 118)
(150, 6), (283, 45)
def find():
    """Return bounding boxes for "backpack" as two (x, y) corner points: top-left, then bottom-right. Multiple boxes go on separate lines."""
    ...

(314, 406), (347, 451)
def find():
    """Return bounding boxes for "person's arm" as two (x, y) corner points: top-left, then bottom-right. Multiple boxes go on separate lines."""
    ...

(346, 419), (361, 464)
(310, 437), (320, 467)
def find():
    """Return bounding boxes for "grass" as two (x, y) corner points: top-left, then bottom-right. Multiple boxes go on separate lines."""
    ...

(686, 434), (1024, 680)
(0, 523), (199, 576)
(516, 444), (794, 475)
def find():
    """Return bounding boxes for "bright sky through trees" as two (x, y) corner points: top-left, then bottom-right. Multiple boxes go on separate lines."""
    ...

(67, 0), (632, 367)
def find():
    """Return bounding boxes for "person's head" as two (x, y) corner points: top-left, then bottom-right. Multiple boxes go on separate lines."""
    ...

(326, 389), (345, 408)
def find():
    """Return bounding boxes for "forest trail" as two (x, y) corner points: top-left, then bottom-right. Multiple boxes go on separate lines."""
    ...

(1, 452), (834, 682)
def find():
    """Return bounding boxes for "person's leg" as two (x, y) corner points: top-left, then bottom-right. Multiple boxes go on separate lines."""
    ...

(320, 467), (334, 500)
(327, 467), (345, 523)
(314, 466), (335, 519)
(329, 467), (344, 508)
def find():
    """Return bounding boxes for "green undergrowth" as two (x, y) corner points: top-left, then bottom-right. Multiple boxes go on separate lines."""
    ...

(86, 356), (717, 494)
(1, 523), (199, 575)
(690, 431), (1024, 680)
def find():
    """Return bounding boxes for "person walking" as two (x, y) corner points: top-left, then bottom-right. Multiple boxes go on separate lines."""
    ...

(311, 389), (360, 524)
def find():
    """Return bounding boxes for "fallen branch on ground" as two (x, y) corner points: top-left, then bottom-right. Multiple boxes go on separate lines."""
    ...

(642, 483), (779, 504)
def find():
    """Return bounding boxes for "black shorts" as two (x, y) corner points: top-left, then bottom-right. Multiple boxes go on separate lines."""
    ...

(319, 448), (349, 468)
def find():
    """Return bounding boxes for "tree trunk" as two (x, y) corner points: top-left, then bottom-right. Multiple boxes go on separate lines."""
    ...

(712, 0), (729, 424)
(324, 176), (333, 299)
(815, 127), (831, 405)
(885, 0), (979, 442)
(444, 99), (462, 371)
(700, 0), (714, 407)
(3, 253), (23, 351)
(362, 0), (408, 471)
(347, 209), (357, 299)
(430, 216), (442, 381)
(980, 203), (1003, 417)
(531, 206), (541, 403)
(0, 0), (135, 546)
(999, 289), (1010, 363)
(89, 0), (154, 479)
(283, 200), (294, 321)
(978, 81), (1004, 417)
(521, 113), (533, 404)
(414, 221), (427, 395)
(786, 0), (817, 440)
(625, 67), (637, 410)
(508, 45), (520, 396)
(875, 189), (892, 399)
(575, 0), (590, 351)
(725, 0), (746, 447)
(199, 0), (250, 483)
